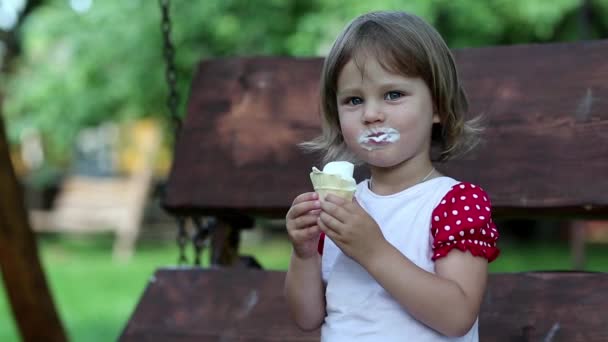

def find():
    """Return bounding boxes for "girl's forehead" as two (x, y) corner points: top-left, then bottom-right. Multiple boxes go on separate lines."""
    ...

(340, 47), (421, 81)
(341, 56), (389, 80)
(338, 54), (419, 88)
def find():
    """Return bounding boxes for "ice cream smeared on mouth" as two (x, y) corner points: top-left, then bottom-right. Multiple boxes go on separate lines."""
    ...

(357, 127), (400, 151)
(310, 161), (356, 201)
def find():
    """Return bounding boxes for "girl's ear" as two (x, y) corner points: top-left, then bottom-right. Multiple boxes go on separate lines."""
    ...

(432, 112), (441, 123)
(432, 101), (440, 123)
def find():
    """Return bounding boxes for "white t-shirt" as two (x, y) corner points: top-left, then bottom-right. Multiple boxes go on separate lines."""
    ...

(320, 176), (497, 342)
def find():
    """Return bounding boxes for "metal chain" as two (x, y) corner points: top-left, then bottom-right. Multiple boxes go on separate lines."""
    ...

(159, 0), (192, 265)
(159, 0), (181, 135)
(192, 217), (215, 266)
(176, 216), (189, 265)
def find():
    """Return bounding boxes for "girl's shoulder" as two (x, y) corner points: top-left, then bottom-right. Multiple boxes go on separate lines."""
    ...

(437, 181), (493, 209)
(430, 181), (500, 263)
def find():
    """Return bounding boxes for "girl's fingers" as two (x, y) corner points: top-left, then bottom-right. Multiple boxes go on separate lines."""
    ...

(324, 193), (346, 206)
(317, 216), (328, 233)
(349, 197), (362, 211)
(320, 201), (348, 224)
(292, 214), (319, 230)
(319, 212), (342, 234)
(318, 217), (339, 242)
(291, 192), (318, 206)
(290, 225), (320, 241)
(286, 198), (321, 220)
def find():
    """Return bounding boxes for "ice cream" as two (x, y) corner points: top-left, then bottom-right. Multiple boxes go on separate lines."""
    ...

(310, 161), (356, 201)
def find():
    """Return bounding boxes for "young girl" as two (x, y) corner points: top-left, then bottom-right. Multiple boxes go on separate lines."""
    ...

(284, 11), (500, 341)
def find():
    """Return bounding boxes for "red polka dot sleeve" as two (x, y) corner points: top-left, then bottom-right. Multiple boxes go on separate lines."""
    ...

(431, 182), (500, 262)
(318, 232), (325, 255)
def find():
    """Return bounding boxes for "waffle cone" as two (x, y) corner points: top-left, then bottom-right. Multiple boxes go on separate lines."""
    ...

(310, 169), (356, 201)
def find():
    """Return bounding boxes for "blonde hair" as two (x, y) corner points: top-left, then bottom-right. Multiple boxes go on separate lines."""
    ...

(301, 11), (481, 164)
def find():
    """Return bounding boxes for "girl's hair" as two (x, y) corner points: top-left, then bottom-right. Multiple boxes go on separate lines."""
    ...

(301, 11), (481, 165)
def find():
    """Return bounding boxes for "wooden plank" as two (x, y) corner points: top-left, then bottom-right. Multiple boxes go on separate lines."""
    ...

(164, 57), (323, 218)
(481, 272), (608, 341)
(447, 40), (608, 216)
(120, 269), (608, 341)
(119, 269), (319, 341)
(0, 112), (67, 342)
(164, 40), (608, 217)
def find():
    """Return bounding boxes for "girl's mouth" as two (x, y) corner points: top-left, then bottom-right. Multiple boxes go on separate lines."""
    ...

(357, 128), (400, 151)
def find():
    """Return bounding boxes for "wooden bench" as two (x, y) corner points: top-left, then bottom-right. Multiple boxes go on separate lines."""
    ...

(29, 121), (161, 259)
(120, 39), (608, 341)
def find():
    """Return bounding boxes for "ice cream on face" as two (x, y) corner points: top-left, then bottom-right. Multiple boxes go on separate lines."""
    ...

(310, 161), (356, 201)
(357, 127), (401, 151)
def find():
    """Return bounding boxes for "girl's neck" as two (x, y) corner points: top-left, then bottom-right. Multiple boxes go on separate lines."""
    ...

(369, 161), (439, 196)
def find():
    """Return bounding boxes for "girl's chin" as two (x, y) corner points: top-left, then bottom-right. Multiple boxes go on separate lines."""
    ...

(356, 151), (404, 169)
(367, 160), (403, 169)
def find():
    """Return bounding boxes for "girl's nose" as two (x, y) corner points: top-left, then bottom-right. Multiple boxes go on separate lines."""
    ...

(362, 104), (385, 124)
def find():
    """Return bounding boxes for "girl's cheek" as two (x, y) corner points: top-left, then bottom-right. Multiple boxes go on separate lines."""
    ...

(339, 121), (353, 139)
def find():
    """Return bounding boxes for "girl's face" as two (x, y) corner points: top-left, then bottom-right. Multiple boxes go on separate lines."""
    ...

(336, 56), (439, 169)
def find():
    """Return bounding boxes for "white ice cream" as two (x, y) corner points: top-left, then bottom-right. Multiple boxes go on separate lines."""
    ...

(318, 161), (355, 182)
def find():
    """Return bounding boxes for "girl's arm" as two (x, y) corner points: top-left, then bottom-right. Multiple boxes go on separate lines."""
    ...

(284, 192), (327, 330)
(284, 252), (326, 331)
(362, 246), (487, 337)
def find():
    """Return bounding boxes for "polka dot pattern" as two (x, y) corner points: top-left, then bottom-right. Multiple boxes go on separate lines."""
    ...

(430, 182), (500, 262)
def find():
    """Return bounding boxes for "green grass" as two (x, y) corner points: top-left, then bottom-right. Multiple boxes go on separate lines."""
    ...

(490, 240), (608, 273)
(1, 234), (179, 342)
(1, 231), (607, 342)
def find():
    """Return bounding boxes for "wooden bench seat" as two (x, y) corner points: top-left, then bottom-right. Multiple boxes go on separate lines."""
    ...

(121, 269), (608, 341)
(121, 39), (608, 340)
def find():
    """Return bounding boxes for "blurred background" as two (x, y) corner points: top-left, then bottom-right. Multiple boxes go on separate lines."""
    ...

(1, 0), (608, 341)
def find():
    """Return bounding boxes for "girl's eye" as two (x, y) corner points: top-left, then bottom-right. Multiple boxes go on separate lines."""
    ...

(346, 97), (363, 105)
(385, 91), (403, 101)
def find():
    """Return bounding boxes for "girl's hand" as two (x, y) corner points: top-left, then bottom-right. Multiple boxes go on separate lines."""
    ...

(318, 194), (387, 264)
(286, 192), (322, 259)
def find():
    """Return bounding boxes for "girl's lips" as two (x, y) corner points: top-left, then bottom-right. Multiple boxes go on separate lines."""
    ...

(364, 139), (391, 145)
(366, 133), (389, 142)
(359, 140), (392, 151)
(357, 128), (401, 150)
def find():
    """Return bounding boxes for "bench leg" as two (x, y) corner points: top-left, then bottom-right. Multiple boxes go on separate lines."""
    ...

(210, 217), (261, 268)
(210, 219), (243, 266)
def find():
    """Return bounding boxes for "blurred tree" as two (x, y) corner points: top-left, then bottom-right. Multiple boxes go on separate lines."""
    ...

(1, 0), (314, 165)
(1, 0), (607, 167)
(288, 0), (608, 54)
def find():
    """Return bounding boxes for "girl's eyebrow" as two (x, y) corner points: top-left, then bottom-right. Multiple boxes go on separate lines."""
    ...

(378, 81), (414, 89)
(336, 87), (361, 97)
(338, 81), (412, 96)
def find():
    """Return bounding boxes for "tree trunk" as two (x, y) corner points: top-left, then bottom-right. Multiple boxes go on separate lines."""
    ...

(0, 104), (67, 341)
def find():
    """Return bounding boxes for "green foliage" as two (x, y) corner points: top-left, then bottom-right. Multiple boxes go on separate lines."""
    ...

(2, 0), (308, 163)
(2, 0), (607, 165)
(286, 0), (437, 55)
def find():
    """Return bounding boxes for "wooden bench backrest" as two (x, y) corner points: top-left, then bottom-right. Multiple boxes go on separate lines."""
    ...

(163, 39), (608, 218)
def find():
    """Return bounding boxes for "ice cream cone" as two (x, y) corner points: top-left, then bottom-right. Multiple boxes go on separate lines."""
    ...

(310, 162), (356, 201)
